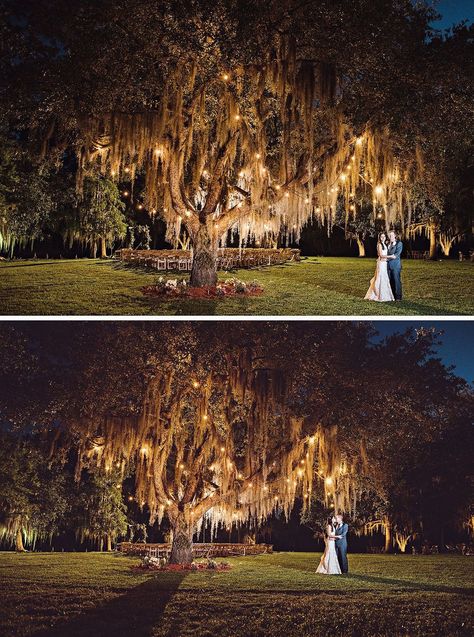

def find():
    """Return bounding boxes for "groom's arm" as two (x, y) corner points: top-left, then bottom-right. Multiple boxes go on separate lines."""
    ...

(394, 241), (403, 259)
(336, 524), (348, 539)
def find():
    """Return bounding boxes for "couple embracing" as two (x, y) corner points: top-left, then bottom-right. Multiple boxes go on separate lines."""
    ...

(365, 230), (403, 302)
(316, 513), (348, 575)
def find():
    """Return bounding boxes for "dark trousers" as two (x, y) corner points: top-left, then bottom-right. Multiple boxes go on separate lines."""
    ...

(336, 542), (348, 573)
(388, 265), (402, 300)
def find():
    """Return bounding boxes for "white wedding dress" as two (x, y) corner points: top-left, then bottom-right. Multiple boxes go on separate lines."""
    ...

(316, 525), (341, 575)
(364, 243), (395, 302)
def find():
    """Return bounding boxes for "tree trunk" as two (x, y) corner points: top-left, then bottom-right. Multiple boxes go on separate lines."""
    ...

(384, 519), (393, 553)
(16, 528), (25, 552)
(91, 241), (98, 259)
(100, 236), (107, 258)
(169, 514), (193, 564)
(189, 222), (217, 288)
(428, 223), (437, 260)
(106, 533), (112, 552)
(356, 236), (365, 257)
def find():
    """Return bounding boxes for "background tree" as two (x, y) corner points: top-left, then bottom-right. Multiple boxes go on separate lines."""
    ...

(72, 468), (128, 551)
(0, 433), (69, 551)
(74, 176), (126, 258)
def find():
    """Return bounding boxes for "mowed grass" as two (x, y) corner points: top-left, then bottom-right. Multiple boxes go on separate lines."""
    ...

(0, 257), (472, 315)
(0, 552), (472, 637)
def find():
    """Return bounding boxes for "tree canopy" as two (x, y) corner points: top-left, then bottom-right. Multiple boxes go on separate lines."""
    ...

(2, 1), (472, 278)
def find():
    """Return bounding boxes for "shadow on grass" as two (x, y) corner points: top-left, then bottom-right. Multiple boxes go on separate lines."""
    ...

(33, 572), (188, 637)
(345, 572), (473, 595)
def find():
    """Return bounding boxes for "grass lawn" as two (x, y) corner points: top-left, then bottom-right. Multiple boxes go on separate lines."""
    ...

(0, 552), (472, 637)
(0, 257), (472, 315)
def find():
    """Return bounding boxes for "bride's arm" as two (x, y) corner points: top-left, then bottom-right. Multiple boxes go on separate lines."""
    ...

(377, 244), (386, 261)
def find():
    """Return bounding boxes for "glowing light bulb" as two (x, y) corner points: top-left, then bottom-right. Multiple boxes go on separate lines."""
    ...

(263, 485), (268, 491)
(340, 174), (347, 182)
(179, 463), (184, 469)
(124, 167), (130, 173)
(285, 191), (290, 198)
(192, 380), (200, 388)
(137, 204), (143, 210)
(234, 114), (241, 121)
(220, 446), (225, 452)
(238, 472), (243, 479)
(203, 414), (208, 421)
(275, 185), (281, 191)
(375, 185), (383, 196)
(315, 207), (321, 213)
(123, 191), (129, 197)
(128, 496), (133, 501)
(222, 73), (229, 81)
(356, 137), (363, 146)
(255, 153), (261, 159)
(325, 477), (333, 486)
(309, 435), (316, 445)
(305, 197), (310, 204)
(239, 171), (245, 177)
(185, 210), (192, 217)
(350, 204), (355, 211)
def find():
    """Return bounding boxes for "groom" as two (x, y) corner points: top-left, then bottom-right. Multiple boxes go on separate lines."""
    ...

(334, 513), (349, 574)
(387, 230), (403, 301)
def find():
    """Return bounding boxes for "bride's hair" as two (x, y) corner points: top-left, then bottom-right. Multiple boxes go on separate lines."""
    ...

(378, 232), (387, 245)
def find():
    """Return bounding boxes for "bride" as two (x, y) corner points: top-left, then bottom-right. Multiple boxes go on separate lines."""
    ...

(316, 516), (341, 575)
(364, 232), (395, 302)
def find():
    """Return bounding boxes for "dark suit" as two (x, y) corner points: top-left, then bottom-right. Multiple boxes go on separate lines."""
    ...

(387, 240), (403, 300)
(335, 522), (349, 573)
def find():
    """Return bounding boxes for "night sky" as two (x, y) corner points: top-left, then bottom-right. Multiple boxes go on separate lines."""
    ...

(371, 321), (473, 382)
(431, 0), (474, 28)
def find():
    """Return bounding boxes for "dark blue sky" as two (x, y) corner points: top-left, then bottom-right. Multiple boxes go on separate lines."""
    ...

(431, 0), (474, 29)
(371, 321), (473, 382)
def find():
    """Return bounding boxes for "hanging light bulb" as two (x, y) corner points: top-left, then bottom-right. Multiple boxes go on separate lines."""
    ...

(222, 73), (229, 81)
(375, 185), (384, 196)
(185, 210), (192, 217)
(124, 167), (130, 173)
(192, 380), (200, 388)
(325, 477), (333, 486)
(238, 170), (245, 177)
(123, 191), (129, 197)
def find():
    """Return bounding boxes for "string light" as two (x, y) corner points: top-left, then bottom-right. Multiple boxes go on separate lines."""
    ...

(238, 170), (245, 177)
(220, 446), (225, 452)
(222, 73), (229, 81)
(375, 185), (384, 196)
(285, 191), (290, 198)
(123, 191), (129, 197)
(255, 153), (261, 159)
(325, 477), (333, 486)
(124, 167), (130, 173)
(192, 380), (200, 388)
(234, 114), (241, 121)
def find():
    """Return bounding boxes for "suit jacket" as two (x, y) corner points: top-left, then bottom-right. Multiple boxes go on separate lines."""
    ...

(335, 523), (348, 546)
(387, 241), (403, 269)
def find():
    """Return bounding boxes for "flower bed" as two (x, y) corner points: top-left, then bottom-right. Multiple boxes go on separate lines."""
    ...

(133, 555), (231, 571)
(142, 277), (264, 299)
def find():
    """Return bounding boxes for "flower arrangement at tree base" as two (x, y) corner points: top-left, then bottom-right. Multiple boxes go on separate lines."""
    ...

(133, 555), (231, 571)
(142, 277), (264, 299)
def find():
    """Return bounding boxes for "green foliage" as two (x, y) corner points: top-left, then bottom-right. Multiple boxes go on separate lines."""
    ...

(72, 469), (128, 550)
(0, 135), (55, 254)
(76, 176), (126, 256)
(0, 433), (69, 548)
